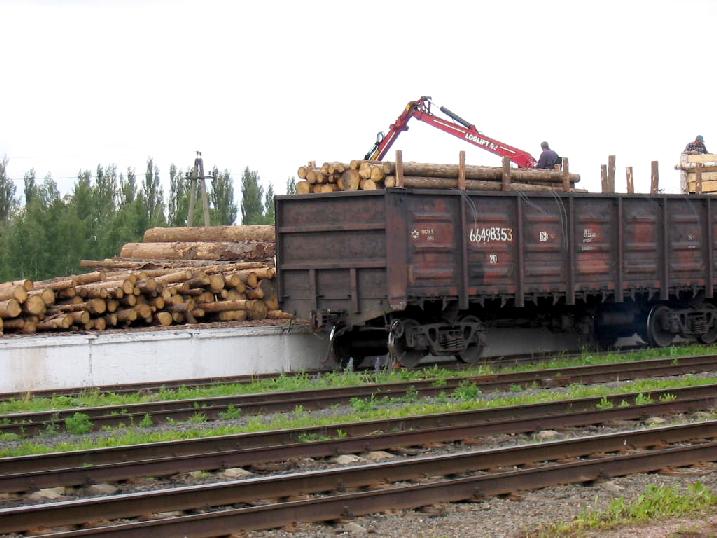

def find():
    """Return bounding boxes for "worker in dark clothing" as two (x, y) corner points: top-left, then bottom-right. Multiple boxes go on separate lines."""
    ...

(684, 135), (708, 155)
(535, 141), (560, 169)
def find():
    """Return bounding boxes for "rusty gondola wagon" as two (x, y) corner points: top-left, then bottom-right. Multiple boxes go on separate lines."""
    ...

(276, 188), (717, 367)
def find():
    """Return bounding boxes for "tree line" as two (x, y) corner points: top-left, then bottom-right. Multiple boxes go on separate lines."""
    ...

(0, 157), (297, 281)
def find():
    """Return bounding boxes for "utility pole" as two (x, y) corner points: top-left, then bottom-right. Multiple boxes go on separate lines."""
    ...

(188, 151), (211, 227)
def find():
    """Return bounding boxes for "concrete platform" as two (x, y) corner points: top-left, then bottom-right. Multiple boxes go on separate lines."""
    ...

(0, 324), (330, 393)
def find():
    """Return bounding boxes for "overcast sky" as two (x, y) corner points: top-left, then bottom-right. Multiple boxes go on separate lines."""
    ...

(1, 0), (715, 198)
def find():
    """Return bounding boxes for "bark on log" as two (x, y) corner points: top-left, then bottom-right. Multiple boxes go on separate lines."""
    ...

(3, 318), (25, 330)
(74, 272), (105, 285)
(116, 308), (138, 322)
(386, 176), (573, 192)
(380, 161), (581, 183)
(119, 241), (275, 261)
(226, 290), (246, 301)
(33, 278), (76, 290)
(0, 299), (21, 319)
(248, 300), (268, 320)
(143, 225), (275, 243)
(54, 298), (105, 315)
(155, 270), (193, 285)
(38, 315), (72, 330)
(216, 310), (247, 321)
(338, 170), (361, 191)
(155, 311), (173, 326)
(196, 299), (248, 313)
(81, 259), (270, 271)
(360, 179), (378, 191)
(57, 288), (77, 299)
(0, 286), (28, 303)
(68, 311), (90, 325)
(208, 274), (225, 293)
(0, 280), (33, 292)
(267, 310), (293, 319)
(23, 295), (46, 315)
(29, 289), (55, 305)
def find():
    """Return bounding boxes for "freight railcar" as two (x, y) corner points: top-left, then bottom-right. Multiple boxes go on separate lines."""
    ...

(276, 190), (717, 367)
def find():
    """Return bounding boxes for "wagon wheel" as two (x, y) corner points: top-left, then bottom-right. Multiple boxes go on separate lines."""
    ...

(698, 304), (717, 344)
(456, 316), (486, 364)
(390, 319), (425, 368)
(645, 305), (674, 348)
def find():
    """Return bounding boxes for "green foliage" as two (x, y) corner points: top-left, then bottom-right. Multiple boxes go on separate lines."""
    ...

(218, 404), (242, 420)
(0, 157), (17, 222)
(286, 176), (297, 195)
(240, 167), (265, 224)
(0, 157), (259, 281)
(263, 183), (275, 224)
(139, 413), (153, 428)
(65, 412), (93, 435)
(209, 168), (237, 225)
(544, 482), (717, 535)
(596, 396), (614, 410)
(453, 380), (481, 400)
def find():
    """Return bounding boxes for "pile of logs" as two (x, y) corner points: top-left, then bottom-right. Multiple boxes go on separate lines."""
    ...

(296, 157), (582, 193)
(0, 225), (291, 336)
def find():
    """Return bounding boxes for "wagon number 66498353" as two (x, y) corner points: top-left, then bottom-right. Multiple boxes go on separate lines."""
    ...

(469, 227), (513, 243)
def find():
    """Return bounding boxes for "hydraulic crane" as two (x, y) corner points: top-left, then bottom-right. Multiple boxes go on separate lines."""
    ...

(365, 96), (537, 168)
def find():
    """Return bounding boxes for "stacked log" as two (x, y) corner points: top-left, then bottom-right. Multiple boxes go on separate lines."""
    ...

(295, 159), (582, 193)
(0, 264), (287, 336)
(0, 225), (292, 336)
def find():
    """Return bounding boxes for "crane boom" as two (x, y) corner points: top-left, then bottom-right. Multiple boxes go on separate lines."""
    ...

(365, 97), (537, 168)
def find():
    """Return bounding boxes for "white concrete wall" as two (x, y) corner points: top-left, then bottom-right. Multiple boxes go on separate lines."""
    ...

(0, 325), (330, 393)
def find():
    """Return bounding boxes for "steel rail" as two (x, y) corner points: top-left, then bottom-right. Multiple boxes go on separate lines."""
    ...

(3, 421), (717, 535)
(2, 383), (717, 493)
(0, 342), (649, 403)
(3, 353), (717, 436)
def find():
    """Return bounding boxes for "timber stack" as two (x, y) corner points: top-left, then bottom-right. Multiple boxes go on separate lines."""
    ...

(295, 158), (581, 194)
(0, 225), (291, 337)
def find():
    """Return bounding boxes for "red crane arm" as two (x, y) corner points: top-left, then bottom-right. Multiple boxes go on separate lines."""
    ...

(365, 97), (537, 169)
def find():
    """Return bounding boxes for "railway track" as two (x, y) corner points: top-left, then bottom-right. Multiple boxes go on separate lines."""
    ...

(2, 382), (716, 494)
(0, 345), (651, 402)
(3, 420), (717, 536)
(3, 352), (717, 436)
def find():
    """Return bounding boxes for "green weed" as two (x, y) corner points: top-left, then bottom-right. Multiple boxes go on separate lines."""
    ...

(218, 405), (242, 420)
(64, 412), (93, 435)
(541, 482), (717, 535)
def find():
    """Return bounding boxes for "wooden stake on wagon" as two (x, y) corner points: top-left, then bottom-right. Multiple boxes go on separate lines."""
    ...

(626, 167), (634, 194)
(395, 150), (404, 188)
(607, 155), (616, 193)
(502, 157), (511, 191)
(561, 158), (570, 192)
(458, 151), (466, 191)
(601, 164), (608, 193)
(696, 163), (703, 194)
(651, 161), (660, 194)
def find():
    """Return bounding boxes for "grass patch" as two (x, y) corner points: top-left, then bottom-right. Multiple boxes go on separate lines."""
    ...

(540, 482), (717, 536)
(5, 372), (717, 458)
(2, 344), (717, 416)
(64, 412), (92, 435)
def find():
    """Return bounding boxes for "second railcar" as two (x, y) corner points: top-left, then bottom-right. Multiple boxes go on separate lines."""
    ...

(276, 189), (717, 366)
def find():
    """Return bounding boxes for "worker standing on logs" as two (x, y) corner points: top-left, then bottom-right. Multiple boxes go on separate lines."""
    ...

(535, 141), (560, 169)
(684, 135), (708, 155)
